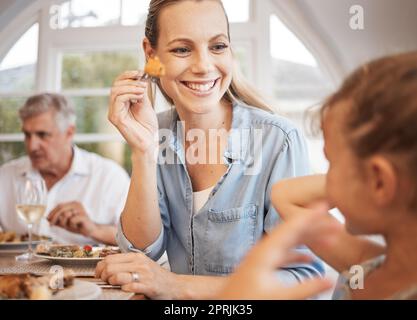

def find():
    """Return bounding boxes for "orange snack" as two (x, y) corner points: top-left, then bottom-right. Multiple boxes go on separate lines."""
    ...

(144, 56), (166, 78)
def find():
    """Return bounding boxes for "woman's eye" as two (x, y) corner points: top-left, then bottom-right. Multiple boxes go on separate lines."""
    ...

(211, 43), (229, 53)
(171, 47), (191, 55)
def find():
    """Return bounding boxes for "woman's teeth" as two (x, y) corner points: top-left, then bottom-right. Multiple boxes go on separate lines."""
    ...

(183, 80), (216, 92)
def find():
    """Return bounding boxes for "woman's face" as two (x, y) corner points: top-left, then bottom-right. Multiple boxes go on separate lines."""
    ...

(322, 103), (378, 235)
(149, 0), (233, 114)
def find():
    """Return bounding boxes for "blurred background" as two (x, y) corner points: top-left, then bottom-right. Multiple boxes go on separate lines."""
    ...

(0, 0), (416, 175)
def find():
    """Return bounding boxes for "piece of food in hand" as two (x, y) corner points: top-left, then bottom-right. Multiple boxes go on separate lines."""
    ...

(144, 56), (165, 78)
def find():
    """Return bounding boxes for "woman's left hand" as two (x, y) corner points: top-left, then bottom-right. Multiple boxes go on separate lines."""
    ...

(95, 253), (178, 299)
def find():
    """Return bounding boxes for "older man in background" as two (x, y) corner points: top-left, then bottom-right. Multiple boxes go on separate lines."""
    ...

(0, 93), (130, 245)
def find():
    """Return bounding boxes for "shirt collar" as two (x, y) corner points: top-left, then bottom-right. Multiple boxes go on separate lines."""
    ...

(69, 145), (90, 176)
(224, 102), (251, 163)
(18, 145), (90, 178)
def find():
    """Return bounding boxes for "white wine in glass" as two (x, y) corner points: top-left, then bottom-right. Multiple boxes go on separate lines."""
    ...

(15, 177), (47, 261)
(16, 204), (46, 225)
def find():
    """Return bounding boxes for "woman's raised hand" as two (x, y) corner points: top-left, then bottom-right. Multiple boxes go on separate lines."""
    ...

(108, 71), (159, 154)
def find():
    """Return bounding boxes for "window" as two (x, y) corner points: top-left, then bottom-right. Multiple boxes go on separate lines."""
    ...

(60, 50), (141, 173)
(53, 0), (151, 29)
(222, 0), (251, 23)
(121, 0), (151, 26)
(0, 23), (38, 93)
(0, 142), (26, 166)
(52, 0), (250, 29)
(232, 42), (253, 78)
(0, 97), (28, 134)
(270, 15), (333, 173)
(61, 51), (139, 89)
(0, 23), (39, 165)
(270, 15), (332, 110)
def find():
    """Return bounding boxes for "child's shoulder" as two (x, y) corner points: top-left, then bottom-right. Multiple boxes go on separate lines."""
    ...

(332, 255), (385, 300)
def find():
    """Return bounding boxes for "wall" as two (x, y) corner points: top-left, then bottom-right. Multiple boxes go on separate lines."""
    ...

(294, 0), (417, 74)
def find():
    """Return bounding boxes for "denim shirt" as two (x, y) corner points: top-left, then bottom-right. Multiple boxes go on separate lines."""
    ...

(117, 102), (324, 282)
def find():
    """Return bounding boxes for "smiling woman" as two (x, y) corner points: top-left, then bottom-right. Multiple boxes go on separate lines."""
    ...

(99, 0), (324, 300)
(144, 0), (235, 114)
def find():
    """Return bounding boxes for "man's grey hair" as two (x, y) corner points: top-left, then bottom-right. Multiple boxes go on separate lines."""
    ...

(19, 93), (76, 132)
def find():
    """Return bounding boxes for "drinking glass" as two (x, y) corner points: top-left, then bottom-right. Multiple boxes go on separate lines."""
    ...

(15, 177), (47, 261)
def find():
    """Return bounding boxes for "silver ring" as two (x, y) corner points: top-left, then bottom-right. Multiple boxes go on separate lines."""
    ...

(131, 272), (140, 282)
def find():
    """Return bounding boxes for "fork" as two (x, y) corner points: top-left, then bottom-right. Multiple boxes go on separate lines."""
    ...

(93, 280), (122, 289)
(131, 73), (152, 104)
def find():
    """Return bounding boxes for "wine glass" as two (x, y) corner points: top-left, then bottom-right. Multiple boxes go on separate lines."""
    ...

(15, 176), (47, 261)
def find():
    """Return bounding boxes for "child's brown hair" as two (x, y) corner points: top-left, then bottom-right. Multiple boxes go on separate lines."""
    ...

(321, 51), (417, 206)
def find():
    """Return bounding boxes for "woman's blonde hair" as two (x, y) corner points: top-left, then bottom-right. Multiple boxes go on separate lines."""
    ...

(145, 0), (274, 113)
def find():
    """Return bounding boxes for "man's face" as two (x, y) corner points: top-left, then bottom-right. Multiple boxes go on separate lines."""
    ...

(22, 110), (73, 172)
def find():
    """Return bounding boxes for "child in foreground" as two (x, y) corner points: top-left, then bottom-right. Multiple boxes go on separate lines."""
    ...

(220, 52), (417, 300)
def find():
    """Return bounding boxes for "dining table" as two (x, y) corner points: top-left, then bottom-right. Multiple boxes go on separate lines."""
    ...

(0, 249), (145, 300)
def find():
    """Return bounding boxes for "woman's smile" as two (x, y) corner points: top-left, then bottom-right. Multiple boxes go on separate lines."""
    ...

(179, 78), (220, 96)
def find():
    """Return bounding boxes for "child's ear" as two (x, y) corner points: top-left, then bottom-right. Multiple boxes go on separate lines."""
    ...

(366, 156), (398, 207)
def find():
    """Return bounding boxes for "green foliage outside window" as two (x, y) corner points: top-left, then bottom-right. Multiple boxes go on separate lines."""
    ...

(0, 97), (27, 133)
(62, 51), (140, 89)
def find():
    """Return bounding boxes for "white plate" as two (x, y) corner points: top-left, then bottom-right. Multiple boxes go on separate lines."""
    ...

(34, 253), (104, 263)
(52, 280), (102, 300)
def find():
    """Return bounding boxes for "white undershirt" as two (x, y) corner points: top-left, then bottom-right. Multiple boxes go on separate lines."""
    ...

(192, 186), (214, 216)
